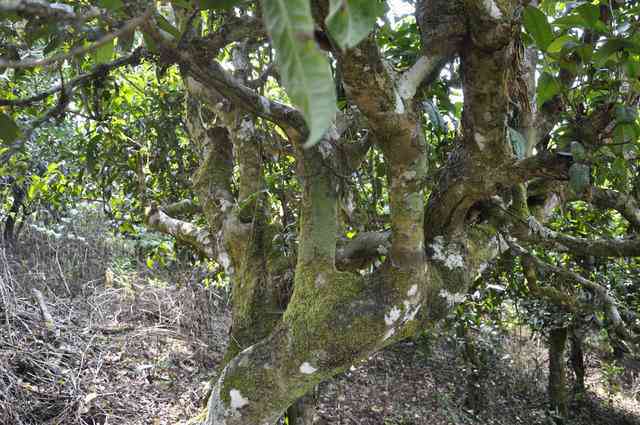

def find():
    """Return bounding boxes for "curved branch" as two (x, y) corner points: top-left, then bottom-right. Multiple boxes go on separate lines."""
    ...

(336, 231), (390, 271)
(162, 199), (202, 217)
(512, 242), (637, 345)
(589, 187), (640, 230)
(523, 216), (640, 258)
(144, 24), (305, 134)
(144, 204), (214, 258)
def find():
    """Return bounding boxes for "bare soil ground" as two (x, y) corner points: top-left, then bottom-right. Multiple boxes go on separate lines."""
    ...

(2, 233), (640, 425)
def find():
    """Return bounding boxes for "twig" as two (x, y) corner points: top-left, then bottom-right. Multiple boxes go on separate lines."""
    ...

(31, 288), (60, 339)
(0, 7), (153, 69)
(0, 48), (145, 107)
(0, 0), (100, 22)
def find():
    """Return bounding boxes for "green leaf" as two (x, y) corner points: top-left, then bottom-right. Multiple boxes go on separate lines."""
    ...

(508, 127), (527, 159)
(171, 0), (192, 9)
(94, 39), (114, 64)
(593, 39), (624, 66)
(261, 0), (337, 147)
(615, 105), (638, 124)
(118, 32), (134, 53)
(575, 4), (600, 28)
(522, 6), (554, 51)
(200, 0), (238, 10)
(156, 14), (181, 39)
(624, 57), (640, 78)
(326, 0), (384, 50)
(536, 72), (561, 107)
(569, 163), (590, 194)
(613, 123), (637, 144)
(570, 141), (586, 162)
(0, 112), (21, 145)
(547, 35), (574, 54)
(142, 31), (158, 53)
(97, 0), (124, 11)
(554, 14), (589, 29)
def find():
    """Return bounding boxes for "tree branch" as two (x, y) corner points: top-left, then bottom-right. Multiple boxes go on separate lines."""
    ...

(523, 216), (640, 258)
(0, 7), (152, 69)
(144, 204), (214, 258)
(336, 231), (390, 271)
(162, 199), (202, 217)
(588, 187), (640, 230)
(144, 24), (305, 134)
(0, 0), (100, 22)
(0, 48), (145, 107)
(512, 241), (638, 345)
(397, 54), (445, 100)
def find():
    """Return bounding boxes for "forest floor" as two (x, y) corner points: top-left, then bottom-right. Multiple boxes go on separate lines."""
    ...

(1, 226), (640, 425)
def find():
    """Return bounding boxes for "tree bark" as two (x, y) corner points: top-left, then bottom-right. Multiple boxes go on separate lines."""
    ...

(549, 327), (569, 419)
(569, 327), (586, 397)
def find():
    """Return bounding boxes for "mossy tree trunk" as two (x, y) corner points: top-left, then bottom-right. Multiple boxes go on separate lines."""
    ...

(569, 326), (586, 397)
(549, 327), (569, 419)
(141, 1), (587, 424)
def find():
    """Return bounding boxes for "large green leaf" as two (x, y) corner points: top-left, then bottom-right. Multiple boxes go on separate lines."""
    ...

(94, 39), (114, 64)
(0, 112), (21, 145)
(546, 35), (574, 54)
(97, 0), (124, 11)
(570, 141), (587, 162)
(326, 0), (384, 50)
(156, 14), (181, 39)
(261, 0), (337, 147)
(569, 163), (590, 194)
(536, 72), (561, 107)
(200, 0), (238, 10)
(522, 6), (554, 51)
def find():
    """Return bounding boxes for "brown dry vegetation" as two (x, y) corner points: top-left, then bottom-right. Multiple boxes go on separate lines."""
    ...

(1, 217), (640, 425)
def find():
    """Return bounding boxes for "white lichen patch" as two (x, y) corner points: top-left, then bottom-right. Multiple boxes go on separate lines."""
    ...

(407, 284), (418, 298)
(483, 0), (502, 19)
(385, 306), (402, 326)
(383, 327), (395, 341)
(317, 139), (335, 160)
(475, 132), (487, 149)
(376, 244), (388, 255)
(405, 304), (421, 322)
(315, 273), (326, 289)
(218, 251), (232, 272)
(299, 362), (318, 375)
(401, 170), (416, 182)
(229, 389), (249, 410)
(430, 236), (465, 270)
(50, 3), (74, 13)
(237, 117), (255, 141)
(439, 289), (466, 306)
(394, 89), (405, 114)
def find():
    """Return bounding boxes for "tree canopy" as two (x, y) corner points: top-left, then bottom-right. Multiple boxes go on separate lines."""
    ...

(1, 1), (640, 424)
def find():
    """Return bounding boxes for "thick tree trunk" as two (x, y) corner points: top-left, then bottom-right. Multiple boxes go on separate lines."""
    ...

(569, 328), (586, 397)
(549, 327), (569, 419)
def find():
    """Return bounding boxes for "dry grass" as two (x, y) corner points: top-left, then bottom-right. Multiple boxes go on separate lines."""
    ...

(0, 213), (228, 425)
